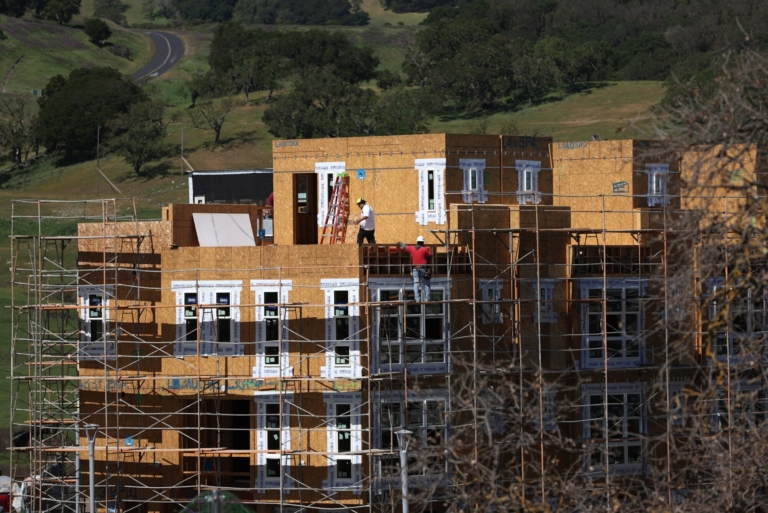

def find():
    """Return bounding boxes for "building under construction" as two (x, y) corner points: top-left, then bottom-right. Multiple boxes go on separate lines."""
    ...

(10, 134), (768, 513)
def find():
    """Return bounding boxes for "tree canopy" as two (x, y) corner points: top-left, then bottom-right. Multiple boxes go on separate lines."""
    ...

(93, 0), (129, 24)
(84, 18), (112, 46)
(37, 67), (148, 165)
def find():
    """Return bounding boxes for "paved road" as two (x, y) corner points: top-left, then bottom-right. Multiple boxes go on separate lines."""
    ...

(132, 31), (185, 80)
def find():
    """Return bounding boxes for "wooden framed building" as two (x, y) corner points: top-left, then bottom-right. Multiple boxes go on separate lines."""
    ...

(10, 134), (768, 513)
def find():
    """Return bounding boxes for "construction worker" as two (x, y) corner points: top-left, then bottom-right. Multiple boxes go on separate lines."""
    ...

(399, 236), (432, 301)
(352, 198), (376, 244)
(0, 480), (9, 513)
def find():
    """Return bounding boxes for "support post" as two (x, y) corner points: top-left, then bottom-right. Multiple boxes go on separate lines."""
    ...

(396, 429), (412, 513)
(85, 424), (99, 513)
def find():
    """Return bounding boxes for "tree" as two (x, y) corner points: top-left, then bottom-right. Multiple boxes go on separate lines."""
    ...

(36, 0), (81, 24)
(0, 95), (38, 166)
(379, 0), (455, 13)
(185, 70), (230, 107)
(37, 67), (148, 164)
(232, 0), (369, 25)
(107, 101), (167, 176)
(189, 96), (237, 145)
(93, 0), (129, 24)
(263, 70), (433, 139)
(0, 0), (27, 16)
(536, 37), (611, 91)
(511, 40), (559, 105)
(84, 18), (112, 47)
(280, 30), (379, 84)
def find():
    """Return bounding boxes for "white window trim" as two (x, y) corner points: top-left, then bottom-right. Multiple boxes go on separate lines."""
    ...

(254, 392), (294, 493)
(516, 159), (541, 205)
(251, 280), (293, 378)
(321, 279), (362, 379)
(172, 280), (243, 357)
(582, 382), (646, 477)
(322, 392), (363, 494)
(78, 285), (116, 361)
(526, 278), (557, 323)
(646, 163), (670, 207)
(460, 158), (487, 203)
(705, 277), (766, 364)
(479, 280), (503, 324)
(372, 389), (450, 491)
(316, 161), (346, 228)
(415, 158), (446, 226)
(369, 278), (452, 376)
(579, 277), (646, 369)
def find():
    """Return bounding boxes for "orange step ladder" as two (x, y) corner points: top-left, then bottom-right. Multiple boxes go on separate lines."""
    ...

(320, 174), (349, 244)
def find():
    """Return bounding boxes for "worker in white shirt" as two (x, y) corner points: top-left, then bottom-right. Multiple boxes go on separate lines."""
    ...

(353, 197), (376, 244)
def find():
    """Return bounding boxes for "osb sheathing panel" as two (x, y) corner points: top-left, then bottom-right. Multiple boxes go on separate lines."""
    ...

(680, 145), (758, 223)
(449, 204), (510, 280)
(158, 244), (363, 379)
(552, 139), (638, 245)
(78, 220), (171, 253)
(272, 134), (555, 246)
(447, 134), (554, 206)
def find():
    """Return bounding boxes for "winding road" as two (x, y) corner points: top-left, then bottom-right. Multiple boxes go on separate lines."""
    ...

(132, 31), (185, 80)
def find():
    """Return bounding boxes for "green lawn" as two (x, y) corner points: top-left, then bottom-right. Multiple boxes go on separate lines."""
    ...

(80, 0), (170, 26)
(431, 81), (666, 141)
(0, 15), (149, 95)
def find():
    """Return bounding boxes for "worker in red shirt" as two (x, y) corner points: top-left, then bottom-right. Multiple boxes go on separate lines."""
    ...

(399, 236), (432, 301)
(0, 481), (10, 513)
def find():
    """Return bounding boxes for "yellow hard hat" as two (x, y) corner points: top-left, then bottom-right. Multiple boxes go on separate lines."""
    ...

(356, 198), (366, 204)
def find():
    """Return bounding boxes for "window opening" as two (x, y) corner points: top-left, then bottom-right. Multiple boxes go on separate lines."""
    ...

(184, 293), (197, 342)
(88, 294), (104, 341)
(337, 404), (351, 452)
(427, 170), (435, 211)
(216, 292), (231, 343)
(585, 388), (644, 473)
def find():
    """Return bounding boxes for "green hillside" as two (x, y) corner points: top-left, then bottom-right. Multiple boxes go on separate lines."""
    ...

(0, 15), (149, 94)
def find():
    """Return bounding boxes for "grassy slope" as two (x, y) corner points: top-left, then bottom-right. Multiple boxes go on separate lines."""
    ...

(0, 15), (149, 94)
(431, 82), (666, 141)
(80, 0), (169, 26)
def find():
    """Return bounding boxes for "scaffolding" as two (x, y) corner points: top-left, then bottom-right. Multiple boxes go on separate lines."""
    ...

(8, 177), (765, 513)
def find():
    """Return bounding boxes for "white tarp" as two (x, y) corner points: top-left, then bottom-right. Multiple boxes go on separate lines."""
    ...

(193, 213), (255, 247)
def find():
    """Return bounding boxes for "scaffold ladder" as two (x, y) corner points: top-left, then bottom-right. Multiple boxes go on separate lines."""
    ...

(321, 173), (349, 244)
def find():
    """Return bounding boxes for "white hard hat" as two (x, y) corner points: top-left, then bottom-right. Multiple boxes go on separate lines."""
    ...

(416, 236), (425, 243)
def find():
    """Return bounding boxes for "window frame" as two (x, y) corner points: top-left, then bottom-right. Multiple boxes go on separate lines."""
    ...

(460, 158), (487, 204)
(579, 278), (646, 369)
(323, 392), (363, 493)
(252, 280), (293, 378)
(370, 279), (451, 376)
(321, 280), (361, 379)
(315, 161), (346, 228)
(78, 285), (116, 361)
(711, 381), (768, 432)
(479, 280), (504, 324)
(515, 159), (541, 205)
(173, 281), (243, 356)
(415, 158), (446, 226)
(373, 389), (450, 488)
(522, 279), (557, 323)
(705, 277), (767, 363)
(582, 383), (646, 477)
(254, 392), (293, 493)
(645, 163), (670, 207)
